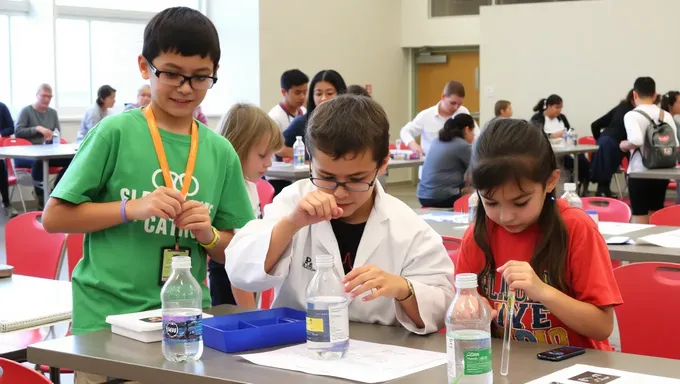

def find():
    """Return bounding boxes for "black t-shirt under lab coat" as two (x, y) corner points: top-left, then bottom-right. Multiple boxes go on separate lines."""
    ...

(330, 219), (367, 275)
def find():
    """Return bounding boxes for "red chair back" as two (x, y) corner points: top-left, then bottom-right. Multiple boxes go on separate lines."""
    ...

(580, 197), (631, 223)
(613, 262), (680, 359)
(650, 205), (680, 226)
(578, 136), (597, 161)
(620, 156), (628, 172)
(260, 289), (274, 309)
(66, 233), (85, 280)
(453, 194), (471, 213)
(388, 143), (408, 150)
(1, 137), (32, 147)
(5, 212), (66, 279)
(0, 358), (52, 384)
(442, 236), (462, 266)
(256, 179), (275, 209)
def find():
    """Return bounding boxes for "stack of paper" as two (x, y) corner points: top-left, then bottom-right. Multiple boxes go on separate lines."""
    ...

(419, 211), (469, 225)
(636, 229), (680, 248)
(598, 222), (653, 236)
(239, 339), (446, 383)
(527, 364), (680, 383)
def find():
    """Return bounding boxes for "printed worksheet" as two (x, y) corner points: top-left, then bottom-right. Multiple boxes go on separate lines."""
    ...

(526, 364), (680, 384)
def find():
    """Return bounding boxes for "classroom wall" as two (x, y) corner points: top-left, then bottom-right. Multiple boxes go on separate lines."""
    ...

(400, 0), (481, 48)
(479, 0), (679, 135)
(258, 0), (412, 182)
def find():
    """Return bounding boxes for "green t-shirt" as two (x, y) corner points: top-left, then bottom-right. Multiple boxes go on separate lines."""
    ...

(52, 109), (254, 335)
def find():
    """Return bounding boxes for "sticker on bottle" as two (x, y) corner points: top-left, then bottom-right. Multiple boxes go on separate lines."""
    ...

(463, 347), (492, 375)
(306, 303), (348, 343)
(162, 314), (202, 344)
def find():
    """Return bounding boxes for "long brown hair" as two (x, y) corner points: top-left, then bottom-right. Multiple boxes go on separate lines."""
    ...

(470, 118), (569, 292)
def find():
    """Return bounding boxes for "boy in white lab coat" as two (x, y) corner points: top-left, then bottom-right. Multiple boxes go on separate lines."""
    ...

(226, 94), (455, 334)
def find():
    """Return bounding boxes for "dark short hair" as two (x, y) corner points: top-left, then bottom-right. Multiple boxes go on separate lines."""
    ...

(306, 94), (389, 165)
(494, 100), (511, 116)
(443, 81), (465, 98)
(142, 7), (220, 70)
(662, 91), (680, 113)
(634, 77), (656, 98)
(96, 85), (116, 107)
(533, 94), (562, 113)
(281, 69), (309, 91)
(307, 69), (347, 117)
(346, 85), (371, 98)
(440, 114), (475, 142)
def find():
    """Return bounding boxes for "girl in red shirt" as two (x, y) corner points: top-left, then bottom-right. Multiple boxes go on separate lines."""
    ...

(456, 118), (622, 351)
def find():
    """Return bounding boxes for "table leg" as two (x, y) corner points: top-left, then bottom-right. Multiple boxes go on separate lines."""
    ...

(42, 159), (50, 209)
(49, 366), (61, 384)
(573, 154), (579, 192)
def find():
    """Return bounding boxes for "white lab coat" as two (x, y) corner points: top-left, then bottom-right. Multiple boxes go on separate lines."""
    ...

(225, 180), (455, 334)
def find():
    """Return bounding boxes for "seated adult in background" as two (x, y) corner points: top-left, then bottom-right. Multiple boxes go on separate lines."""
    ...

(400, 81), (479, 156)
(124, 84), (151, 110)
(269, 69), (308, 132)
(481, 100), (512, 131)
(77, 85), (116, 142)
(0, 102), (18, 217)
(531, 94), (590, 195)
(346, 84), (371, 97)
(418, 114), (474, 208)
(589, 90), (634, 197)
(14, 83), (72, 207)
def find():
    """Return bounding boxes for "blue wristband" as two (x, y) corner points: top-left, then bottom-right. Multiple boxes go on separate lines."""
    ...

(121, 198), (131, 224)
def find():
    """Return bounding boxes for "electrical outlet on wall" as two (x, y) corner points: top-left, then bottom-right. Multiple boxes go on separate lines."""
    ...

(485, 86), (494, 98)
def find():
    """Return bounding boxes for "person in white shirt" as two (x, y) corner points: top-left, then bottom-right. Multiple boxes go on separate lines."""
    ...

(400, 81), (479, 156)
(621, 77), (678, 224)
(217, 103), (284, 307)
(226, 95), (454, 334)
(268, 69), (309, 133)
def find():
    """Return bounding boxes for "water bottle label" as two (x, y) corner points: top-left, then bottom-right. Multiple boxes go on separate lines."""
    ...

(162, 314), (202, 344)
(463, 348), (492, 375)
(306, 305), (348, 343)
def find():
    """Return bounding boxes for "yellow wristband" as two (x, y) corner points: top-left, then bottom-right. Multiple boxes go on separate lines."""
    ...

(199, 226), (220, 249)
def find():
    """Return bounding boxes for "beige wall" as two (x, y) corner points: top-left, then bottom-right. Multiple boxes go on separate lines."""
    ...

(479, 0), (678, 136)
(259, 0), (412, 182)
(400, 0), (481, 48)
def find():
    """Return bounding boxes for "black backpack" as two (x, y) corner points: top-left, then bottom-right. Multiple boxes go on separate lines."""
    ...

(634, 109), (678, 169)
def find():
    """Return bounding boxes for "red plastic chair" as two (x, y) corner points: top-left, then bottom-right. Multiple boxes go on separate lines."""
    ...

(4, 158), (27, 213)
(255, 179), (275, 209)
(453, 194), (471, 213)
(578, 136), (597, 161)
(442, 236), (462, 266)
(66, 233), (85, 280)
(613, 262), (680, 359)
(260, 289), (274, 309)
(1, 137), (62, 175)
(5, 212), (66, 279)
(649, 205), (680, 226)
(389, 143), (408, 150)
(580, 197), (631, 223)
(0, 358), (52, 384)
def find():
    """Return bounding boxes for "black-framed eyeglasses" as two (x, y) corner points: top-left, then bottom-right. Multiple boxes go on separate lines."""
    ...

(309, 167), (380, 192)
(145, 57), (218, 90)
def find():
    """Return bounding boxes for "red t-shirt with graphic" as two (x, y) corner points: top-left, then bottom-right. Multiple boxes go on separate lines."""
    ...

(456, 199), (623, 351)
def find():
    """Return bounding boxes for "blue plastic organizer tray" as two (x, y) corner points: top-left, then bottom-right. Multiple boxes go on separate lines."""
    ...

(203, 307), (306, 353)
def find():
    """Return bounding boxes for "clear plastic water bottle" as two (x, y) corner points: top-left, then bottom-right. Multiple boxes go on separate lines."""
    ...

(467, 191), (479, 223)
(52, 129), (60, 146)
(161, 256), (203, 362)
(561, 183), (582, 209)
(563, 128), (571, 147)
(446, 273), (493, 384)
(305, 254), (349, 360)
(570, 128), (578, 147)
(293, 136), (305, 167)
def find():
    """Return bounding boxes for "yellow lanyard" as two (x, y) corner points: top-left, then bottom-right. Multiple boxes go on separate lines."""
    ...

(143, 106), (198, 197)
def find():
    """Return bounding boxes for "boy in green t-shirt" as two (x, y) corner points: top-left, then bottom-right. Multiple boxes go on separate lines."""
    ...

(42, 6), (254, 343)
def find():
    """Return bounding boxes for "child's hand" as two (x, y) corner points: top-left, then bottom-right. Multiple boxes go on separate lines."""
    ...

(497, 261), (549, 302)
(342, 265), (409, 301)
(287, 190), (343, 229)
(126, 187), (183, 221)
(174, 200), (212, 244)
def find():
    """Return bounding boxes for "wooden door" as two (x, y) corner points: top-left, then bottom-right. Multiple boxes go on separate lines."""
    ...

(416, 51), (480, 120)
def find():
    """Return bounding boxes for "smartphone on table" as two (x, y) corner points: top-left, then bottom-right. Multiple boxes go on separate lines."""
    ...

(537, 346), (585, 361)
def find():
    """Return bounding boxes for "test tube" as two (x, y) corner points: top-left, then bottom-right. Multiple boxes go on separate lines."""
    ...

(500, 289), (515, 376)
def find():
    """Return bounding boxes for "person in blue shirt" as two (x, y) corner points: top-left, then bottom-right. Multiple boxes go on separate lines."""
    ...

(417, 113), (475, 208)
(0, 102), (18, 217)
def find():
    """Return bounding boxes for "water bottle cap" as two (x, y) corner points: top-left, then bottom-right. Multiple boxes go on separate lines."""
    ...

(455, 273), (478, 289)
(295, 136), (302, 140)
(564, 183), (576, 192)
(315, 254), (334, 268)
(586, 210), (598, 215)
(172, 256), (192, 269)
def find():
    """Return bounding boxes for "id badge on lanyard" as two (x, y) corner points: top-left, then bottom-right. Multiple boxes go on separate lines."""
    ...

(143, 106), (199, 286)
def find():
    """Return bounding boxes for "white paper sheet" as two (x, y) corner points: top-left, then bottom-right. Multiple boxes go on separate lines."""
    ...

(598, 222), (654, 236)
(526, 364), (680, 383)
(238, 340), (446, 383)
(419, 211), (470, 224)
(636, 229), (680, 248)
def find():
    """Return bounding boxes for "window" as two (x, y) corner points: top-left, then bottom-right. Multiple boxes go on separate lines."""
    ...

(8, 15), (45, 110)
(55, 19), (91, 108)
(430, 0), (589, 16)
(55, 0), (200, 12)
(0, 16), (10, 105)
